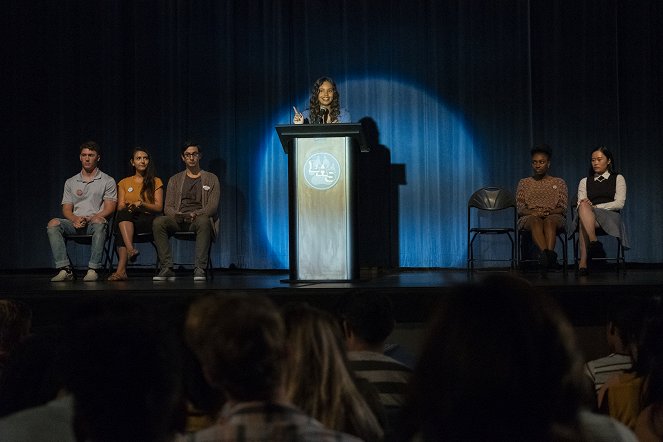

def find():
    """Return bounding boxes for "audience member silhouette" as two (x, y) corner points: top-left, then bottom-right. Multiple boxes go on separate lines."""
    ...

(634, 306), (663, 440)
(64, 313), (185, 442)
(397, 274), (637, 442)
(336, 292), (412, 410)
(0, 330), (63, 418)
(180, 344), (224, 433)
(183, 294), (362, 441)
(585, 296), (646, 395)
(0, 299), (185, 442)
(599, 299), (663, 430)
(0, 299), (32, 373)
(282, 303), (385, 441)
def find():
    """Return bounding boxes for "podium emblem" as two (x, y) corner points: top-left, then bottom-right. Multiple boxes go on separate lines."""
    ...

(303, 152), (341, 190)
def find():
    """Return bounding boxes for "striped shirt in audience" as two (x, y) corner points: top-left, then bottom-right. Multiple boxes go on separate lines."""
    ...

(348, 351), (413, 408)
(584, 353), (632, 392)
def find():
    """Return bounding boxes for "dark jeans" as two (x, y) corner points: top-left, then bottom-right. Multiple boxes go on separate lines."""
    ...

(152, 215), (212, 269)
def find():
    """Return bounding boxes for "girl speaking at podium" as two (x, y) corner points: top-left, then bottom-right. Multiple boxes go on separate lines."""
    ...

(293, 76), (351, 124)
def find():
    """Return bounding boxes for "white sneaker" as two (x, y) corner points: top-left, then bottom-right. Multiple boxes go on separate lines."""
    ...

(83, 269), (99, 282)
(153, 267), (176, 281)
(51, 269), (74, 282)
(193, 267), (206, 282)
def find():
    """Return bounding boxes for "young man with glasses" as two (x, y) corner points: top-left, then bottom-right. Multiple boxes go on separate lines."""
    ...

(152, 142), (220, 281)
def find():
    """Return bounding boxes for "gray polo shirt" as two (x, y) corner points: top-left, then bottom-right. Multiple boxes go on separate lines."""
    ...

(61, 169), (117, 217)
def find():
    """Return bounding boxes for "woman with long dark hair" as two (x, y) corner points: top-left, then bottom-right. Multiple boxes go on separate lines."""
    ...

(293, 76), (351, 124)
(108, 147), (163, 281)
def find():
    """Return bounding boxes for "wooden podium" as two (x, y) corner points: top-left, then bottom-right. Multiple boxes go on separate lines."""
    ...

(275, 123), (368, 282)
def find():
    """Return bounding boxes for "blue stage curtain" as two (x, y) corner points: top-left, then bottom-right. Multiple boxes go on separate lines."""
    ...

(4, 0), (662, 269)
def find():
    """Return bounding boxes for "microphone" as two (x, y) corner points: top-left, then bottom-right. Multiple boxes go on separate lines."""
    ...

(319, 107), (328, 124)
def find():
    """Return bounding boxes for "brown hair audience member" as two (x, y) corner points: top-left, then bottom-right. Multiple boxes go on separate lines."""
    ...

(397, 274), (637, 442)
(65, 314), (185, 442)
(183, 294), (362, 442)
(634, 306), (663, 441)
(282, 303), (384, 442)
(0, 299), (32, 372)
(599, 299), (663, 432)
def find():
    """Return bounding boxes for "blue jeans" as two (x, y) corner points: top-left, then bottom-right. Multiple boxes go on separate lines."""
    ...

(47, 218), (108, 269)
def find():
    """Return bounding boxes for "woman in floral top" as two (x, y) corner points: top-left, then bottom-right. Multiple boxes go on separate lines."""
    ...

(516, 144), (568, 269)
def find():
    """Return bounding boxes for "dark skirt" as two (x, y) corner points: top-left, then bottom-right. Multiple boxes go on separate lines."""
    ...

(113, 209), (156, 247)
(570, 207), (629, 249)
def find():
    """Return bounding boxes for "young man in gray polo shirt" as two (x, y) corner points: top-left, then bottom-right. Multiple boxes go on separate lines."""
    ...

(46, 141), (117, 281)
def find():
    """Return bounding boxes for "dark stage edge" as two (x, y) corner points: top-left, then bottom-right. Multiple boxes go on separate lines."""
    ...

(1, 267), (663, 328)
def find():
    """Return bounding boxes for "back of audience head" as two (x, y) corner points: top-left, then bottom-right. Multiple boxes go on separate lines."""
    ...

(282, 303), (384, 441)
(185, 293), (285, 402)
(605, 295), (651, 357)
(337, 291), (395, 351)
(0, 299), (32, 364)
(0, 329), (63, 418)
(62, 299), (184, 442)
(400, 274), (588, 442)
(638, 299), (663, 438)
(632, 297), (663, 376)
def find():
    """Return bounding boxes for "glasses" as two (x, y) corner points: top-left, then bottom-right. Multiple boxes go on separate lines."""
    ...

(183, 152), (199, 158)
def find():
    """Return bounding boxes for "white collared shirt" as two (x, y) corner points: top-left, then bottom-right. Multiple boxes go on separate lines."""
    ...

(577, 171), (626, 211)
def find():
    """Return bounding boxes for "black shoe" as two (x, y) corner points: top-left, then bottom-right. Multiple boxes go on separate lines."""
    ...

(578, 267), (589, 277)
(538, 250), (549, 269)
(588, 241), (606, 259)
(546, 250), (558, 269)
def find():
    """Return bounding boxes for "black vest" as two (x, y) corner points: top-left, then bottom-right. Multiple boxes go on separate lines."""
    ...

(586, 174), (617, 205)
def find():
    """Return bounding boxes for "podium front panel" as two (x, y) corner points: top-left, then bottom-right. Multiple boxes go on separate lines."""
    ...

(293, 136), (354, 280)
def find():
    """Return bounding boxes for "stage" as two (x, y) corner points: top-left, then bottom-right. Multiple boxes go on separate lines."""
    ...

(2, 266), (662, 327)
(2, 266), (662, 361)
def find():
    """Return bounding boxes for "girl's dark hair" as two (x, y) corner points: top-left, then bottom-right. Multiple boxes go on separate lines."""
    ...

(131, 147), (157, 203)
(531, 143), (552, 159)
(308, 76), (341, 124)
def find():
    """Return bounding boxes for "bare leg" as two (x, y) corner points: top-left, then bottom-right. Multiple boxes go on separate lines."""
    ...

(578, 201), (598, 242)
(543, 217), (558, 251)
(577, 201), (597, 269)
(524, 217), (546, 252)
(118, 221), (136, 254)
(114, 246), (128, 275)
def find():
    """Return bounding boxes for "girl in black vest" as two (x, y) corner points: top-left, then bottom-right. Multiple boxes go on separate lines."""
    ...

(576, 146), (628, 275)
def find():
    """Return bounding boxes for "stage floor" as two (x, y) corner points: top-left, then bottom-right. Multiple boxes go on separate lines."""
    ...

(2, 267), (663, 327)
